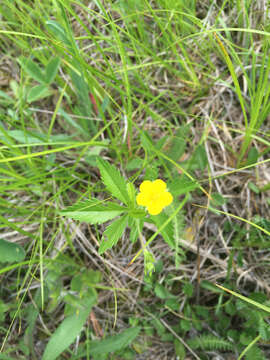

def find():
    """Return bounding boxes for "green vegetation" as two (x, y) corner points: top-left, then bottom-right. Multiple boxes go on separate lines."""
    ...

(0, 0), (270, 358)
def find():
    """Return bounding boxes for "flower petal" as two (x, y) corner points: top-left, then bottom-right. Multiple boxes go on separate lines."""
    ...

(159, 191), (173, 207)
(152, 179), (166, 192)
(136, 193), (149, 206)
(147, 203), (163, 215)
(140, 180), (152, 193)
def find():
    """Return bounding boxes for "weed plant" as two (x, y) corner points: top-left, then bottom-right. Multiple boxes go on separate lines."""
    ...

(0, 0), (270, 359)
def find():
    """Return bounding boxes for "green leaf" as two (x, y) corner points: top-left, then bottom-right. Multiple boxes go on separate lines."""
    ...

(0, 130), (44, 144)
(259, 318), (268, 340)
(189, 144), (208, 170)
(126, 157), (143, 171)
(45, 20), (70, 47)
(140, 131), (154, 152)
(201, 280), (224, 294)
(126, 182), (136, 205)
(187, 334), (233, 351)
(248, 181), (260, 194)
(0, 239), (25, 263)
(151, 212), (174, 249)
(97, 158), (129, 204)
(99, 214), (128, 254)
(27, 84), (51, 103)
(60, 199), (125, 224)
(165, 126), (188, 163)
(154, 283), (176, 299)
(145, 163), (159, 180)
(69, 70), (95, 132)
(42, 295), (96, 360)
(210, 193), (227, 206)
(0, 90), (13, 103)
(245, 345), (265, 360)
(45, 57), (61, 84)
(169, 177), (200, 196)
(183, 282), (194, 297)
(174, 340), (186, 360)
(57, 108), (85, 134)
(0, 355), (18, 360)
(151, 318), (166, 335)
(89, 327), (141, 356)
(18, 57), (45, 83)
(246, 146), (259, 166)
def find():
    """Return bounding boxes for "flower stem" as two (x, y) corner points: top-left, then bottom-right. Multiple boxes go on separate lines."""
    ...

(129, 194), (190, 265)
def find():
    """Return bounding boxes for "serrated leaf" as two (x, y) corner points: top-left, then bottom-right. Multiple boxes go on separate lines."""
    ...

(126, 182), (136, 205)
(99, 214), (128, 254)
(187, 334), (233, 351)
(45, 57), (61, 84)
(42, 294), (96, 360)
(89, 327), (141, 356)
(259, 318), (268, 340)
(0, 239), (25, 263)
(27, 84), (51, 103)
(18, 57), (45, 83)
(169, 177), (199, 196)
(60, 199), (125, 224)
(97, 158), (129, 204)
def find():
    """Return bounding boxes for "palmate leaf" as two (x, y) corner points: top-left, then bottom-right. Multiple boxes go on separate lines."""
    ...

(99, 214), (128, 254)
(60, 199), (125, 224)
(97, 158), (129, 205)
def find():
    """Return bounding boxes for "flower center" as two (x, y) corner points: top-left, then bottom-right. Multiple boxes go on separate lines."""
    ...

(149, 192), (160, 202)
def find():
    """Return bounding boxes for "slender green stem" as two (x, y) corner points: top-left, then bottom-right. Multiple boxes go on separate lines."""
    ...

(238, 335), (261, 360)
(130, 194), (189, 264)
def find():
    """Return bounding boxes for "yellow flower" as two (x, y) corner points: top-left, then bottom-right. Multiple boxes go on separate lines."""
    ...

(136, 179), (173, 215)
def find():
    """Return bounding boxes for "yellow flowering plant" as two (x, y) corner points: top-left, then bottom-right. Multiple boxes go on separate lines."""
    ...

(61, 158), (188, 274)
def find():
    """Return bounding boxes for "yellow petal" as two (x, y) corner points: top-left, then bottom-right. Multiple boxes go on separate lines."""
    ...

(136, 193), (148, 206)
(147, 203), (163, 215)
(159, 191), (173, 207)
(152, 179), (166, 192)
(139, 180), (152, 193)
